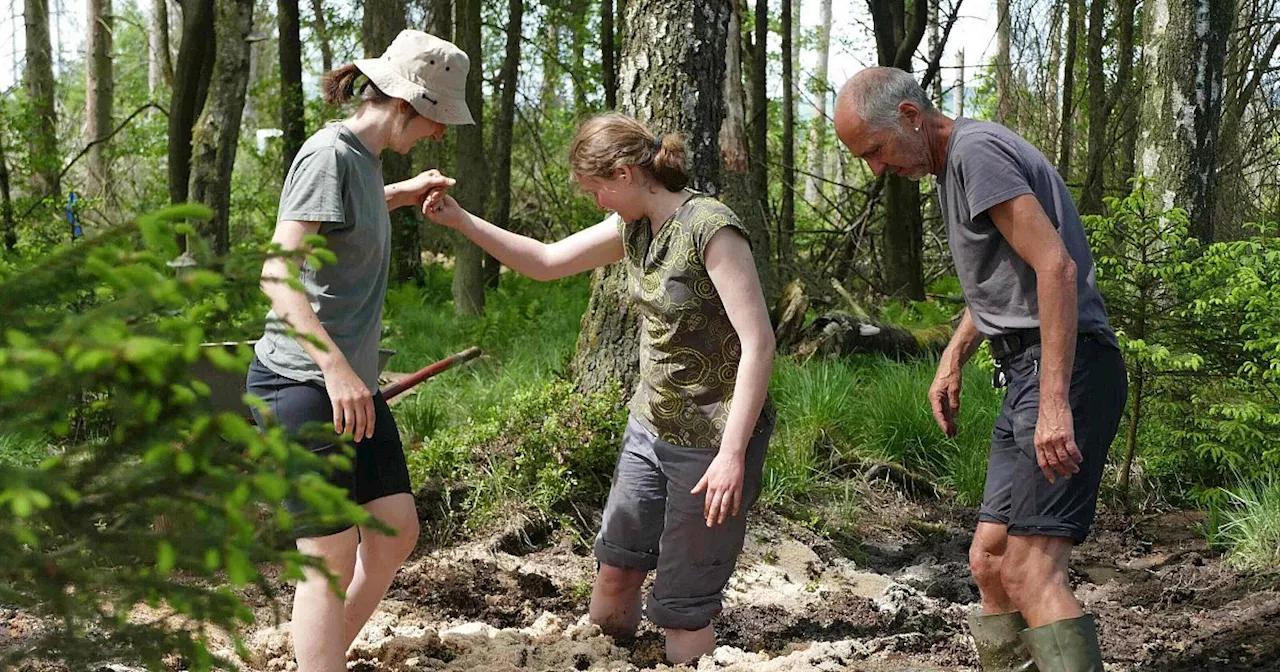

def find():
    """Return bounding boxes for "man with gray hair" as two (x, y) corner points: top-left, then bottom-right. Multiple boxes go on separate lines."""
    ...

(832, 67), (1127, 672)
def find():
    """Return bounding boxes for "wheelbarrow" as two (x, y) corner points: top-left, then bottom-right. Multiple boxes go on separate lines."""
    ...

(189, 342), (482, 419)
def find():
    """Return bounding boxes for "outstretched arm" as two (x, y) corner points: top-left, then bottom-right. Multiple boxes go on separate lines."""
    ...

(424, 194), (624, 281)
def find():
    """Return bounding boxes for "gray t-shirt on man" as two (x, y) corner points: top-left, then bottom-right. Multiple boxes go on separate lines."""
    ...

(255, 122), (391, 390)
(936, 117), (1116, 345)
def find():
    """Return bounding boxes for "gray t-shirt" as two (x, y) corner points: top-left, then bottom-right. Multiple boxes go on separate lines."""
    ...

(937, 118), (1116, 345)
(255, 122), (391, 390)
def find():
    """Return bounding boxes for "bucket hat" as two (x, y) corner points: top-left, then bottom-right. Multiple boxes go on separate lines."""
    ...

(353, 30), (475, 125)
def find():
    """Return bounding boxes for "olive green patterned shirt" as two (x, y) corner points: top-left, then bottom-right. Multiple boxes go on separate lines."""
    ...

(616, 194), (774, 450)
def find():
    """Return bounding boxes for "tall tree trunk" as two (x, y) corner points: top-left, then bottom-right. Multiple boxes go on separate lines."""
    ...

(804, 0), (833, 205)
(24, 0), (60, 206)
(720, 0), (774, 299)
(926, 0), (941, 105)
(995, 0), (1012, 124)
(955, 48), (964, 116)
(309, 0), (333, 74)
(1047, 0), (1062, 142)
(0, 121), (15, 250)
(452, 0), (488, 313)
(487, 0), (523, 289)
(278, 0), (305, 176)
(1211, 2), (1279, 241)
(779, 0), (795, 267)
(540, 12), (562, 110)
(602, 0), (616, 109)
(571, 0), (732, 396)
(149, 0), (173, 94)
(749, 0), (769, 233)
(188, 0), (253, 257)
(1115, 0), (1138, 189)
(869, 0), (928, 300)
(168, 0), (216, 206)
(85, 0), (114, 199)
(1057, 0), (1081, 179)
(570, 0), (589, 113)
(1138, 0), (1234, 243)
(1079, 0), (1107, 215)
(364, 0), (421, 283)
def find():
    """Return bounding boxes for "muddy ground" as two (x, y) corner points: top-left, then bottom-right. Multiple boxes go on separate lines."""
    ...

(6, 486), (1279, 671)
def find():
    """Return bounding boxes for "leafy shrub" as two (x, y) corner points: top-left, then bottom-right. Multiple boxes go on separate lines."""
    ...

(0, 208), (365, 670)
(406, 378), (627, 536)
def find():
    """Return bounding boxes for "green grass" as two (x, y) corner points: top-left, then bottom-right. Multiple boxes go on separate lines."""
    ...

(383, 267), (590, 446)
(0, 431), (50, 468)
(1217, 475), (1280, 572)
(767, 355), (1001, 508)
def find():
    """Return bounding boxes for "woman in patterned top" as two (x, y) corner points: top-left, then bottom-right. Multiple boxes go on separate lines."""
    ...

(424, 113), (774, 664)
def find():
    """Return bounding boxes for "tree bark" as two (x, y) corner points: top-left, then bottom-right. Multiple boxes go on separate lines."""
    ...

(0, 117), (15, 250)
(149, 0), (173, 94)
(452, 0), (489, 313)
(363, 0), (421, 284)
(540, 10), (562, 110)
(571, 0), (733, 396)
(1057, 0), (1081, 179)
(1211, 1), (1280, 240)
(168, 0), (215, 206)
(1115, 0), (1138, 188)
(278, 0), (305, 176)
(85, 0), (114, 199)
(1138, 0), (1234, 243)
(488, 0), (523, 288)
(24, 0), (60, 205)
(804, 0), (833, 206)
(955, 48), (964, 116)
(779, 0), (795, 267)
(719, 0), (774, 300)
(602, 0), (616, 109)
(1047, 0), (1061, 137)
(309, 0), (333, 74)
(869, 0), (928, 300)
(1079, 0), (1107, 215)
(187, 0), (253, 257)
(927, 0), (941, 106)
(749, 0), (769, 231)
(995, 0), (1012, 124)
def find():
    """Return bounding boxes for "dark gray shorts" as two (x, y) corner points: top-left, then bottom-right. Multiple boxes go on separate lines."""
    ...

(979, 336), (1127, 543)
(594, 416), (770, 631)
(247, 357), (411, 538)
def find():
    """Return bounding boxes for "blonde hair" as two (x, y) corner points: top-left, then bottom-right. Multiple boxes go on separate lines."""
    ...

(569, 113), (689, 192)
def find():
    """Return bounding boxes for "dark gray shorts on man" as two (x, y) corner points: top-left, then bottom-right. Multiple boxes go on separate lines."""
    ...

(247, 356), (412, 538)
(594, 416), (770, 632)
(979, 334), (1127, 543)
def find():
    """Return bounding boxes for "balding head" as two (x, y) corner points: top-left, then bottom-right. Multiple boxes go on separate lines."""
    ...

(835, 67), (933, 135)
(834, 67), (939, 181)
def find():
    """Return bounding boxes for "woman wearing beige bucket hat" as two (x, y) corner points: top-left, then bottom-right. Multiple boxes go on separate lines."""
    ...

(247, 30), (471, 672)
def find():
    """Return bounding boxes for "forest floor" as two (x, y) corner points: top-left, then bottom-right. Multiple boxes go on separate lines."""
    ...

(4, 485), (1278, 671)
(224, 487), (1280, 672)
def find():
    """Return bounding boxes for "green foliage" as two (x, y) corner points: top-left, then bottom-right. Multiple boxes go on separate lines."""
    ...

(384, 268), (590, 446)
(1087, 183), (1280, 500)
(766, 355), (1000, 509)
(1215, 475), (1280, 572)
(406, 379), (627, 536)
(0, 208), (366, 670)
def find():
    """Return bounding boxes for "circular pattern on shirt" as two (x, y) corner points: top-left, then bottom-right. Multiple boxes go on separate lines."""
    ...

(666, 347), (712, 387)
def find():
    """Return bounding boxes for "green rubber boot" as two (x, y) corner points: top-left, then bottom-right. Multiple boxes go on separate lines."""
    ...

(1019, 614), (1105, 672)
(968, 611), (1038, 672)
